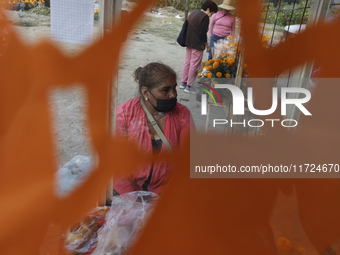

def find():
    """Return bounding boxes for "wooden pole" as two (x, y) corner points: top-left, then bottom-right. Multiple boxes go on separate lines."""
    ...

(98, 0), (122, 206)
(185, 0), (190, 20)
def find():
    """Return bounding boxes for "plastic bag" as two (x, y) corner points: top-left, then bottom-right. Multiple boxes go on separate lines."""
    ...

(212, 36), (236, 60)
(91, 191), (158, 255)
(63, 206), (110, 255)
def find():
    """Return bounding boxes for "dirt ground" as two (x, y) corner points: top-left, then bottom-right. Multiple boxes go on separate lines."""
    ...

(5, 5), (207, 168)
(5, 4), (283, 168)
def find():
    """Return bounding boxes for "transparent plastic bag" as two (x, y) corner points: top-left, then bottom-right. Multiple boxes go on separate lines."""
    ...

(212, 37), (237, 59)
(91, 191), (158, 255)
(63, 207), (110, 255)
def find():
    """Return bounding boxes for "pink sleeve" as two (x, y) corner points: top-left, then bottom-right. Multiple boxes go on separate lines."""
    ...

(115, 105), (128, 137)
(209, 14), (216, 38)
(114, 103), (136, 194)
(113, 177), (136, 194)
(179, 107), (196, 149)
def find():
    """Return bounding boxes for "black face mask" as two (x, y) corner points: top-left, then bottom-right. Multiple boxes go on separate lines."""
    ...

(148, 90), (177, 113)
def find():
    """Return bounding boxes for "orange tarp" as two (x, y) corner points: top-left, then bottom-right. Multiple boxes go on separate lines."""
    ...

(0, 0), (340, 254)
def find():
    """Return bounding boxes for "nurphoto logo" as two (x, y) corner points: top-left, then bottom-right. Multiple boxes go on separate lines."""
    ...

(199, 84), (312, 128)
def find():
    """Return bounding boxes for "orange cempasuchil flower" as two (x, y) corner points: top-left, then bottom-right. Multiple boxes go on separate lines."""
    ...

(216, 72), (222, 78)
(277, 237), (292, 253)
(206, 66), (213, 71)
(227, 60), (234, 66)
(298, 247), (306, 254)
(213, 62), (219, 69)
(208, 59), (215, 64)
(225, 73), (230, 78)
(262, 35), (271, 43)
(207, 73), (212, 78)
(198, 73), (202, 77)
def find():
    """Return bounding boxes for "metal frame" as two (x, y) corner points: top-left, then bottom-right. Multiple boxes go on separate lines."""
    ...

(98, 0), (123, 206)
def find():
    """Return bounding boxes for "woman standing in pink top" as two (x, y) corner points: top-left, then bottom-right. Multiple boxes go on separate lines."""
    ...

(208, 0), (236, 60)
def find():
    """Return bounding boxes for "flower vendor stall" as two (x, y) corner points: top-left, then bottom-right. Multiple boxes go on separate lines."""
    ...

(193, 35), (278, 136)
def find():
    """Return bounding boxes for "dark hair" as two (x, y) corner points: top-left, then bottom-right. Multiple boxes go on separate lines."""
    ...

(201, 0), (218, 13)
(134, 62), (177, 93)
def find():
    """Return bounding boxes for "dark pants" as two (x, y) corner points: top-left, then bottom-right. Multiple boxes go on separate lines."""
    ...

(209, 34), (226, 60)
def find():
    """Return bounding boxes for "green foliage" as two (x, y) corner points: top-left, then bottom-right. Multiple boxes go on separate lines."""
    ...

(151, 0), (221, 11)
(262, 1), (310, 27)
(27, 5), (50, 16)
(189, 0), (205, 11)
(152, 0), (205, 11)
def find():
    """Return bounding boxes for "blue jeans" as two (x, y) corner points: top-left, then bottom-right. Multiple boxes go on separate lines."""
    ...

(209, 34), (226, 60)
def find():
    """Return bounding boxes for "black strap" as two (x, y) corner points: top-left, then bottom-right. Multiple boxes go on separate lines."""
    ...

(142, 164), (154, 191)
(215, 14), (227, 23)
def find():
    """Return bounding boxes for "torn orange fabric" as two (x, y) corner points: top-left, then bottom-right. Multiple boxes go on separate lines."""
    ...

(0, 0), (340, 254)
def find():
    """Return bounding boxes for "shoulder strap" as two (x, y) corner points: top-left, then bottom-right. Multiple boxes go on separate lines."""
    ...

(140, 98), (173, 153)
(216, 13), (227, 22)
(212, 14), (227, 32)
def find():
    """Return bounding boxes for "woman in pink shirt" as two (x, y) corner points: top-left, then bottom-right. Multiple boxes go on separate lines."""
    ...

(114, 62), (195, 195)
(208, 0), (236, 60)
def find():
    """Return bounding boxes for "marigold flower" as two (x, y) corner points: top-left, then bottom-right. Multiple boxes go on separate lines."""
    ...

(208, 59), (215, 64)
(227, 59), (234, 66)
(262, 35), (271, 43)
(228, 35), (234, 39)
(198, 73), (202, 77)
(206, 66), (213, 71)
(213, 62), (220, 69)
(277, 237), (292, 253)
(213, 81), (219, 85)
(298, 247), (306, 254)
(207, 73), (212, 78)
(225, 73), (230, 78)
(216, 72), (222, 78)
(204, 73), (208, 77)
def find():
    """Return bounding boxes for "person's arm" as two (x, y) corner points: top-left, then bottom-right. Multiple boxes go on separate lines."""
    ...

(179, 107), (196, 149)
(114, 105), (136, 194)
(199, 15), (210, 52)
(115, 106), (128, 137)
(209, 13), (216, 38)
